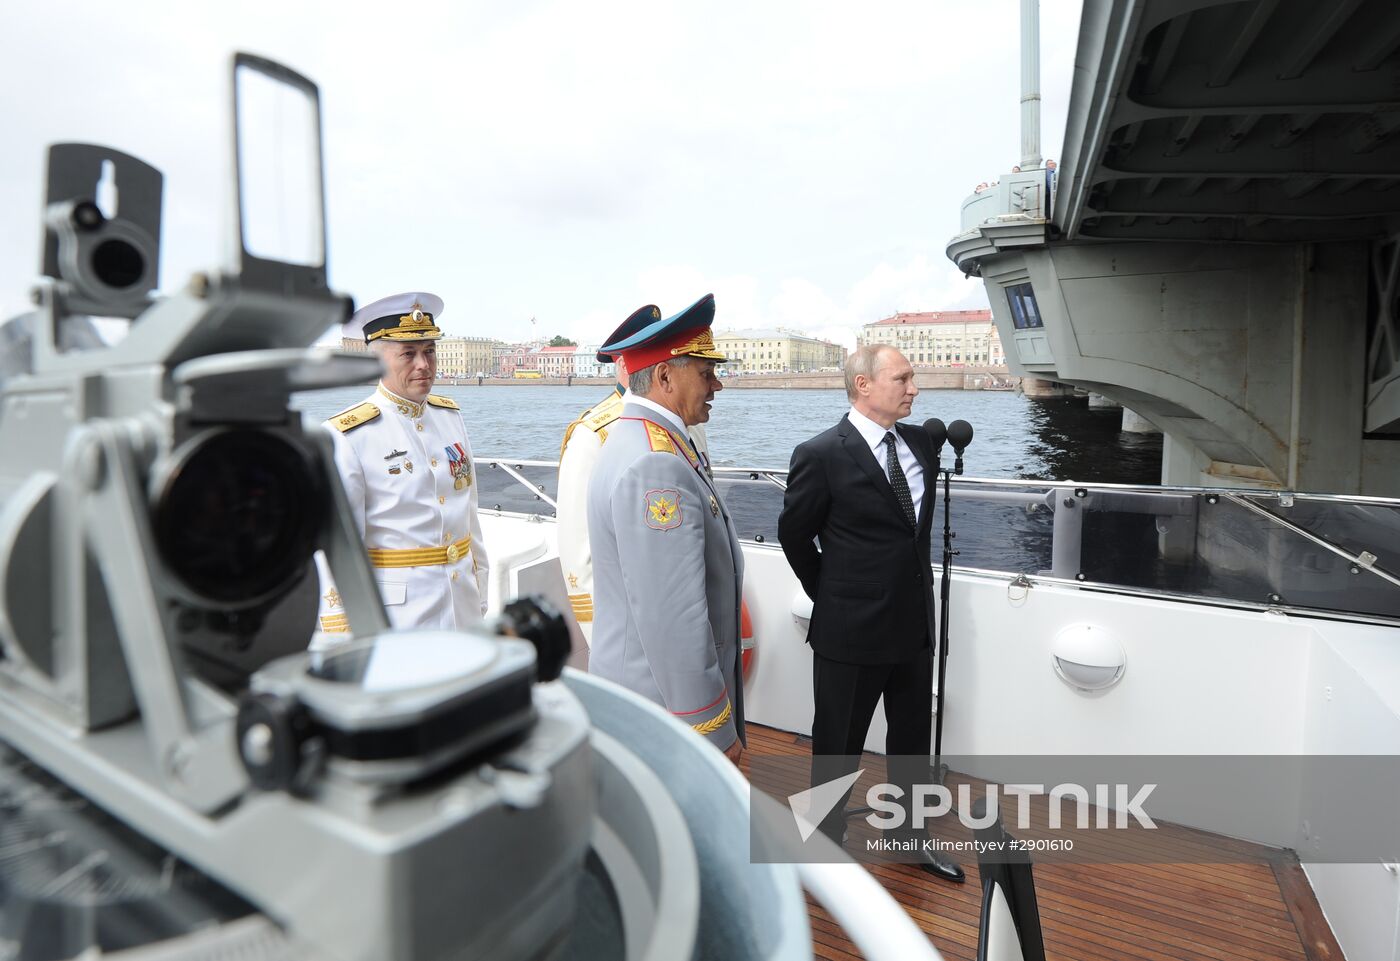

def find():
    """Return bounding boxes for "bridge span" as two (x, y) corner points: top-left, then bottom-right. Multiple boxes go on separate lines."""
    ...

(948, 0), (1400, 497)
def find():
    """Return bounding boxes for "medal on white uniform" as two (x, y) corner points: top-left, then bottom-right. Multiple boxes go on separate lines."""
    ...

(446, 443), (472, 491)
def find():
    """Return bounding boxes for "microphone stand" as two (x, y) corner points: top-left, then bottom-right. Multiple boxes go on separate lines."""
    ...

(932, 458), (958, 786)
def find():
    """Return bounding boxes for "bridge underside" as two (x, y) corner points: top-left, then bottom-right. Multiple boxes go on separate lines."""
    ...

(951, 0), (1400, 494)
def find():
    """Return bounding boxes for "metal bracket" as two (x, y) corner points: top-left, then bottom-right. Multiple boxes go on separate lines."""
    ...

(1007, 573), (1034, 602)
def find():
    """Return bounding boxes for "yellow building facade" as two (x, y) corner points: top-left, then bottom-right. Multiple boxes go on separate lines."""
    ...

(714, 328), (847, 373)
(436, 336), (500, 377)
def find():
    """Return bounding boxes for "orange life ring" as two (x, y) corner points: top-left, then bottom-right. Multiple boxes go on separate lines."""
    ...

(740, 597), (755, 675)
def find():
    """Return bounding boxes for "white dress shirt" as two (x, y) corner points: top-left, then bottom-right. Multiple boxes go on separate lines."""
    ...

(847, 406), (924, 523)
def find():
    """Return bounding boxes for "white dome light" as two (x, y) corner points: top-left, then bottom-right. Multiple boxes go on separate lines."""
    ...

(1051, 624), (1125, 692)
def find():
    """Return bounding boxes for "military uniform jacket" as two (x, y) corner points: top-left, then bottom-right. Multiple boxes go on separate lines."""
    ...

(557, 389), (709, 644)
(585, 401), (743, 749)
(317, 384), (490, 636)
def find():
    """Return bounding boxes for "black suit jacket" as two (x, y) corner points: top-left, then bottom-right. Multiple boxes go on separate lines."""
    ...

(777, 414), (937, 665)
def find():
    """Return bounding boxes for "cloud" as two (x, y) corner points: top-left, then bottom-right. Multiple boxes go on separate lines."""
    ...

(0, 0), (1081, 337)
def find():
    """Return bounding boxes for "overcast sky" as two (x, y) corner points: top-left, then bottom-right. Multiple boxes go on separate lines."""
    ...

(0, 1), (1082, 348)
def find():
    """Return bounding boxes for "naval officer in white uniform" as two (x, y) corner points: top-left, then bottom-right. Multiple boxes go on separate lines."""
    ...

(556, 303), (712, 643)
(315, 292), (489, 639)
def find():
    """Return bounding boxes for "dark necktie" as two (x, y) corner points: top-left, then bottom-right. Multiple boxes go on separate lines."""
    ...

(884, 432), (916, 527)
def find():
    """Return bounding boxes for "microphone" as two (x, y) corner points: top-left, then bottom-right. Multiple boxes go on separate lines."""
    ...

(947, 419), (973, 452)
(922, 418), (947, 451)
(923, 417), (947, 474)
(946, 420), (974, 475)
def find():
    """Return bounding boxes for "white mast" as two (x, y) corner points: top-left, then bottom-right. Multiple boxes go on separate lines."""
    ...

(1021, 0), (1043, 169)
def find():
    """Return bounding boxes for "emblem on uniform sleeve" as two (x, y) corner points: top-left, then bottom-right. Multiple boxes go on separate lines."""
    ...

(445, 443), (473, 490)
(644, 488), (682, 531)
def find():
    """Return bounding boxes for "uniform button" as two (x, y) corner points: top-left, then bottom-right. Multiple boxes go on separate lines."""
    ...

(416, 423), (424, 432)
(451, 571), (460, 582)
(431, 458), (438, 467)
(439, 495), (446, 505)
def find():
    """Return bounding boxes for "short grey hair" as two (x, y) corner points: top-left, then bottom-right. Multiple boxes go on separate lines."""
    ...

(629, 355), (690, 395)
(844, 345), (894, 400)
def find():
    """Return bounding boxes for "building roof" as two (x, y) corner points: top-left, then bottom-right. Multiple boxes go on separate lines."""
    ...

(866, 310), (993, 327)
(538, 345), (579, 354)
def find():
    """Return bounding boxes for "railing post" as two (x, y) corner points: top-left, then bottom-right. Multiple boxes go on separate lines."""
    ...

(1050, 491), (1083, 579)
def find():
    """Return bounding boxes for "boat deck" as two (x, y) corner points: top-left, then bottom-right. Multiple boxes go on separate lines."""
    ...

(740, 725), (1345, 961)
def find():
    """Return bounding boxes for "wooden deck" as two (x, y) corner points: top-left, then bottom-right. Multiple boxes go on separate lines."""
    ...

(739, 724), (1345, 961)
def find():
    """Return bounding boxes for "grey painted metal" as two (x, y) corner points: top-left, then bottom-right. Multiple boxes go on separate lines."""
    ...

(564, 669), (818, 961)
(1050, 0), (1400, 243)
(586, 727), (700, 961)
(1050, 492), (1084, 579)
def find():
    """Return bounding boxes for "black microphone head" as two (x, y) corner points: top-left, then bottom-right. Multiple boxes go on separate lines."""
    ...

(922, 417), (947, 449)
(947, 419), (974, 451)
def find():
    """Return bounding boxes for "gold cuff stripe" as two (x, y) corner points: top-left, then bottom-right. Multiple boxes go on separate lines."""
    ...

(690, 701), (732, 736)
(568, 594), (594, 623)
(319, 614), (350, 633)
(369, 535), (472, 568)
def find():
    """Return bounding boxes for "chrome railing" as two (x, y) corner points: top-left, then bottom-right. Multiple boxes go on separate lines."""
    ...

(477, 457), (1400, 624)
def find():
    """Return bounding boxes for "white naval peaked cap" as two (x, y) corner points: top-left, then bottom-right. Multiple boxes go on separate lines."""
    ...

(344, 291), (446, 343)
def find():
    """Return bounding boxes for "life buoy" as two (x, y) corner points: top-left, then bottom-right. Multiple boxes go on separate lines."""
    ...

(740, 597), (755, 675)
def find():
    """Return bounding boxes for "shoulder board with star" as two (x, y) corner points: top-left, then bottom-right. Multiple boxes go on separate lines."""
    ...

(426, 394), (459, 410)
(329, 402), (381, 433)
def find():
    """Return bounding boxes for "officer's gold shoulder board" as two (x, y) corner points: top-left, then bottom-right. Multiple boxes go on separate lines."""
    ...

(426, 394), (460, 410)
(330, 402), (380, 433)
(644, 421), (676, 455)
(583, 392), (624, 433)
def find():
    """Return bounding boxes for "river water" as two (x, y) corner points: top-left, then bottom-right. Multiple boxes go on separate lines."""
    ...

(294, 384), (1163, 484)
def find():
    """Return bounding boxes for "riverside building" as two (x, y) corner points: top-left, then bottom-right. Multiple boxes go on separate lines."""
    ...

(714, 328), (847, 373)
(859, 309), (1006, 368)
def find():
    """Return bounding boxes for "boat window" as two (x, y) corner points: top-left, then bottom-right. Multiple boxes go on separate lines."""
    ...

(1006, 283), (1044, 330)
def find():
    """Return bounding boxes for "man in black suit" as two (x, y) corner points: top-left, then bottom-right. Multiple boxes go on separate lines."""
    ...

(778, 344), (964, 882)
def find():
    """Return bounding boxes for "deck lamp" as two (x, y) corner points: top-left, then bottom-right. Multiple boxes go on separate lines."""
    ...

(1050, 624), (1125, 692)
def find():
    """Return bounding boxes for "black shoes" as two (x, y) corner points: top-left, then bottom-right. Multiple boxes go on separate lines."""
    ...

(914, 847), (966, 883)
(886, 831), (966, 883)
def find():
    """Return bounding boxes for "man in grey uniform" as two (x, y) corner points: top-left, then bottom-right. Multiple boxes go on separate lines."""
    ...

(556, 303), (714, 644)
(586, 294), (745, 761)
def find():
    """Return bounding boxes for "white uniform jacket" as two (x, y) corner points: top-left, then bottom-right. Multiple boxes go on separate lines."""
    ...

(316, 384), (489, 637)
(557, 388), (709, 644)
